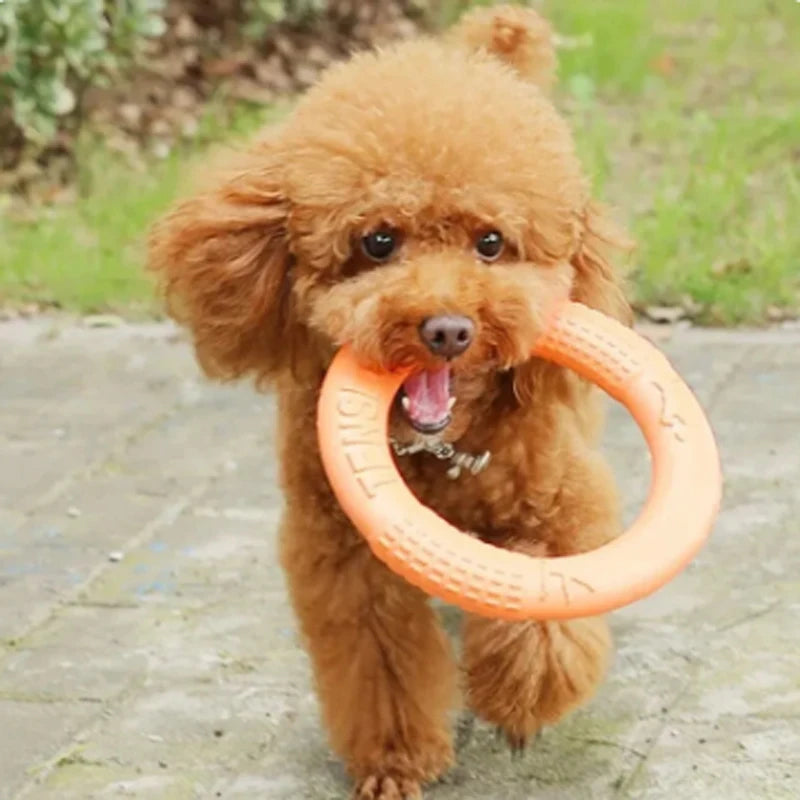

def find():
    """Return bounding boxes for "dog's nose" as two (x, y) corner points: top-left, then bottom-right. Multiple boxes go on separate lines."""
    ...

(419, 315), (475, 359)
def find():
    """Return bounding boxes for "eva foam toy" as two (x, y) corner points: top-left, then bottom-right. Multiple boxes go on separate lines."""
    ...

(317, 302), (722, 620)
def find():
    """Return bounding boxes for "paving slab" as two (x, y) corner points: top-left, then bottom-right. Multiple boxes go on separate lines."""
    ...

(0, 318), (798, 799)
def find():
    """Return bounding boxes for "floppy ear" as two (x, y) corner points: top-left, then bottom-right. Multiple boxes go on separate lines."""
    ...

(447, 4), (556, 92)
(570, 201), (633, 325)
(147, 136), (295, 387)
(511, 203), (633, 411)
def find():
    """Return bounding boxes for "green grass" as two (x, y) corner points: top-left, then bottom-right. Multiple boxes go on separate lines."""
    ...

(2, 0), (799, 322)
(0, 101), (281, 315)
(1, 150), (184, 315)
(547, 0), (800, 323)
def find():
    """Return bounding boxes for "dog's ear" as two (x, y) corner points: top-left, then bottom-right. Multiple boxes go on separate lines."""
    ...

(511, 203), (632, 410)
(570, 201), (633, 325)
(147, 134), (296, 387)
(447, 5), (556, 91)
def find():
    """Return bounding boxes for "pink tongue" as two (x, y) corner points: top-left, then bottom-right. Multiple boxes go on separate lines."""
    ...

(402, 366), (451, 426)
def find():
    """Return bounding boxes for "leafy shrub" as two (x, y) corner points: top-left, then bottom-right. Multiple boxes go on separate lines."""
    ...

(0, 0), (426, 189)
(242, 0), (327, 40)
(0, 0), (166, 145)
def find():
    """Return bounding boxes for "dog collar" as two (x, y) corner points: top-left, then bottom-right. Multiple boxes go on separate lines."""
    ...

(389, 437), (491, 480)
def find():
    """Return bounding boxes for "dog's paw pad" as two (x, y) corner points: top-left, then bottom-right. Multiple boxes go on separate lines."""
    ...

(355, 775), (422, 800)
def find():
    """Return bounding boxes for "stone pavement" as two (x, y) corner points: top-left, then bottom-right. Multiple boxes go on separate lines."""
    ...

(0, 317), (798, 800)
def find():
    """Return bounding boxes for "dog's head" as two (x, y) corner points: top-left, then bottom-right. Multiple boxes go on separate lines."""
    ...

(149, 6), (631, 443)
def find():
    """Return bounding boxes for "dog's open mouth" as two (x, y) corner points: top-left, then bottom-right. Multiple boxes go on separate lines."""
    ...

(397, 365), (454, 434)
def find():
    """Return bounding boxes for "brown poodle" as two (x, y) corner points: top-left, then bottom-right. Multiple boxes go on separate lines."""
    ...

(148, 6), (632, 798)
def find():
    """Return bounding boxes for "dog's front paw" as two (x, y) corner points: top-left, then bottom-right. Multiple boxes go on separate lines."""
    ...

(348, 728), (452, 799)
(497, 724), (542, 757)
(354, 775), (422, 800)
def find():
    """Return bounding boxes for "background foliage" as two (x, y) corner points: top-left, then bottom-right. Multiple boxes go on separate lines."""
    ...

(1, 0), (798, 324)
(0, 0), (166, 145)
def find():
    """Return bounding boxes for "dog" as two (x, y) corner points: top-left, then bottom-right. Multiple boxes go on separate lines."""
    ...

(148, 6), (632, 798)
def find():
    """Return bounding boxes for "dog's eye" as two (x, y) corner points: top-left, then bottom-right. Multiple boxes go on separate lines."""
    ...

(475, 230), (504, 262)
(362, 229), (397, 262)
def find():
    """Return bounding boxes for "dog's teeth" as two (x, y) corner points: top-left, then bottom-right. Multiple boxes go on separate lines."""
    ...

(447, 397), (456, 411)
(401, 397), (411, 412)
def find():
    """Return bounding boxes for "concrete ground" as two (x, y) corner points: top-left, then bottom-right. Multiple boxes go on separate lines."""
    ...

(0, 317), (798, 800)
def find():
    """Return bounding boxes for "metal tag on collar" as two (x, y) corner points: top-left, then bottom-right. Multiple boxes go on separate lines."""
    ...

(391, 437), (491, 480)
(446, 450), (491, 480)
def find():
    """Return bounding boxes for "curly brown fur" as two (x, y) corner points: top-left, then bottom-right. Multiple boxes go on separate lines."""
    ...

(148, 6), (632, 797)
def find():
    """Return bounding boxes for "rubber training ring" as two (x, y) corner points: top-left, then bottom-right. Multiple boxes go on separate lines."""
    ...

(316, 302), (722, 620)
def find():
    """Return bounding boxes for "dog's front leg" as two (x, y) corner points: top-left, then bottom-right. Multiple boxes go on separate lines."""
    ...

(462, 450), (620, 750)
(281, 510), (456, 799)
(462, 594), (611, 750)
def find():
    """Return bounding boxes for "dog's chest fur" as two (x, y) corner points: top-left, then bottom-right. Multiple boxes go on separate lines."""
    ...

(395, 429), (565, 544)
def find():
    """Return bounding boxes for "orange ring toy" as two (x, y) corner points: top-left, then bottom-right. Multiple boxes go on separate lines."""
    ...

(317, 302), (722, 621)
